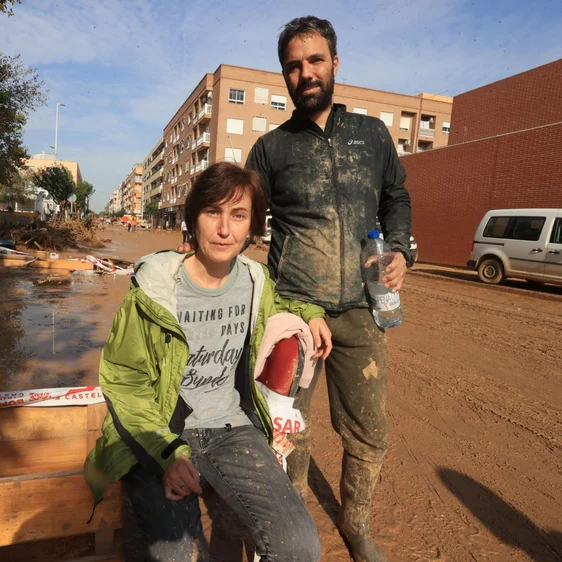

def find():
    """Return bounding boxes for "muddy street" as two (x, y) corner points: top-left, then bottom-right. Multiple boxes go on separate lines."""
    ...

(1, 225), (561, 561)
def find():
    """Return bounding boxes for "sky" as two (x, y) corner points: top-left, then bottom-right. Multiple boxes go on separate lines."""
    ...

(1, 0), (561, 212)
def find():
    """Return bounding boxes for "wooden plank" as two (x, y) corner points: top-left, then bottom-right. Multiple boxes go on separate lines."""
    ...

(28, 259), (94, 271)
(86, 403), (108, 453)
(0, 406), (87, 441)
(0, 474), (122, 546)
(0, 436), (86, 478)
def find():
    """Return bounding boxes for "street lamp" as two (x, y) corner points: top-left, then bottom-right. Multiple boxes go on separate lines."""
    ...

(54, 103), (65, 162)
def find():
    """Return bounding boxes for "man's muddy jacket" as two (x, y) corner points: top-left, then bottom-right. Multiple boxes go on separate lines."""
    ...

(84, 251), (324, 504)
(247, 103), (412, 312)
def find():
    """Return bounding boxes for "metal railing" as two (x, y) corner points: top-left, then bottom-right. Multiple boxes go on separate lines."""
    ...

(418, 127), (435, 137)
(198, 104), (212, 119)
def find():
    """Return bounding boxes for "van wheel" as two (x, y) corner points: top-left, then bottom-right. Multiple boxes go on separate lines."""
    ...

(478, 258), (505, 284)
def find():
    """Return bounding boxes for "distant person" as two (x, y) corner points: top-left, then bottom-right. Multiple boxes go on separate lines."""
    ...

(181, 219), (189, 243)
(165, 218), (170, 230)
(85, 162), (331, 561)
(127, 221), (132, 233)
(131, 218), (137, 233)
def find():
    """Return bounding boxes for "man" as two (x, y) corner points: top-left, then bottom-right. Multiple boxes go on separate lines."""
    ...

(181, 218), (189, 243)
(245, 16), (412, 562)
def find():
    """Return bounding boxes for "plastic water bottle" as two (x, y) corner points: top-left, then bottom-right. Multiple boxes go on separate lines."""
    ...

(360, 230), (404, 328)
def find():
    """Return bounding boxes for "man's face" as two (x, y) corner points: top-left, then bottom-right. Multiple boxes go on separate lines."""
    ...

(282, 32), (339, 115)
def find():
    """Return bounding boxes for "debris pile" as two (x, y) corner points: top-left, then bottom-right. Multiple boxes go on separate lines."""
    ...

(0, 219), (104, 253)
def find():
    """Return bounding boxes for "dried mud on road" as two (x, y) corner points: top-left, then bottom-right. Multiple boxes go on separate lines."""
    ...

(1, 226), (561, 561)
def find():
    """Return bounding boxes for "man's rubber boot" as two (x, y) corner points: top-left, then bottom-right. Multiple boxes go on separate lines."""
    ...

(336, 453), (388, 562)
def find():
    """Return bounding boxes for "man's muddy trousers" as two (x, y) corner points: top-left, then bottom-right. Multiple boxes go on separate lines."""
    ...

(287, 307), (388, 503)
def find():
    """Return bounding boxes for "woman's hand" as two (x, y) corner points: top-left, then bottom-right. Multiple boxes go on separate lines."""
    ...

(162, 456), (202, 501)
(308, 317), (333, 360)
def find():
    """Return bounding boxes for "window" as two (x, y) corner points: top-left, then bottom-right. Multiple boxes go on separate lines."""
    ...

(254, 87), (269, 104)
(509, 216), (546, 241)
(550, 218), (562, 244)
(269, 123), (279, 131)
(483, 216), (510, 238)
(225, 147), (242, 163)
(271, 94), (287, 111)
(226, 118), (244, 135)
(442, 121), (450, 134)
(252, 116), (267, 133)
(400, 115), (412, 130)
(380, 112), (394, 127)
(353, 107), (368, 115)
(229, 88), (245, 104)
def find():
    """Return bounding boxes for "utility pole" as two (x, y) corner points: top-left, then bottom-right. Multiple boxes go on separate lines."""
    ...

(54, 103), (65, 162)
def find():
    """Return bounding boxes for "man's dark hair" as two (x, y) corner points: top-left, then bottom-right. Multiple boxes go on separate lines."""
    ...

(184, 162), (267, 241)
(278, 16), (337, 68)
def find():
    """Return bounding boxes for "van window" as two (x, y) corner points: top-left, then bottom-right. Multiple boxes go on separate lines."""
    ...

(508, 216), (545, 241)
(550, 218), (562, 244)
(483, 216), (510, 238)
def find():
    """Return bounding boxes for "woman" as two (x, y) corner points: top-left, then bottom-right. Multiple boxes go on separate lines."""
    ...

(85, 162), (331, 561)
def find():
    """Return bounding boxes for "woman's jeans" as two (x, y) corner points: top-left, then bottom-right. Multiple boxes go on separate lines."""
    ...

(123, 425), (321, 562)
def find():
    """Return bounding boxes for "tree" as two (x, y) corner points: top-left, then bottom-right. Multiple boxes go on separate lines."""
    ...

(0, 0), (22, 16)
(74, 180), (95, 214)
(33, 165), (75, 218)
(143, 198), (159, 218)
(0, 53), (46, 186)
(0, 169), (33, 209)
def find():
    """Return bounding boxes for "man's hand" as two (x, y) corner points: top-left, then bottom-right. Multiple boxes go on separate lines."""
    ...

(177, 242), (192, 252)
(382, 252), (407, 292)
(308, 317), (333, 360)
(162, 456), (202, 501)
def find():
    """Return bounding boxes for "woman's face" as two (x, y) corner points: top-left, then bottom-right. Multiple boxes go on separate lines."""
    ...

(194, 189), (252, 268)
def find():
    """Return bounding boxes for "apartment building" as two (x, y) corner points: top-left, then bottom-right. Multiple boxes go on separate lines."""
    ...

(120, 164), (143, 216)
(142, 138), (165, 224)
(158, 64), (452, 226)
(23, 152), (83, 185)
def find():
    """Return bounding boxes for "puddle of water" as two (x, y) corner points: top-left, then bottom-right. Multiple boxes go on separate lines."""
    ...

(0, 270), (130, 391)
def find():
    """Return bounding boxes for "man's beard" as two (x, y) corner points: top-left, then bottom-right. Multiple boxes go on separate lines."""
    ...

(289, 73), (335, 115)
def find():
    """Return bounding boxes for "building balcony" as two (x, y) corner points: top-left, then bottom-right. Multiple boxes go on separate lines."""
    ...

(196, 132), (211, 151)
(195, 160), (208, 173)
(198, 104), (212, 122)
(418, 127), (435, 138)
(190, 165), (196, 176)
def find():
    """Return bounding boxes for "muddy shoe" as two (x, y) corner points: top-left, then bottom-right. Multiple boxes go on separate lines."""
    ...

(337, 519), (388, 562)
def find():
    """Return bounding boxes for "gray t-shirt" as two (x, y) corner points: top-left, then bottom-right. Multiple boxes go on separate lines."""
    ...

(176, 260), (253, 429)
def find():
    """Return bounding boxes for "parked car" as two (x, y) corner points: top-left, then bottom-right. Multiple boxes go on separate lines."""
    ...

(467, 208), (562, 286)
(375, 221), (418, 263)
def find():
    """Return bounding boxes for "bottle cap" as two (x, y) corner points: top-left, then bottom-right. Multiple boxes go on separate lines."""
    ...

(367, 230), (380, 239)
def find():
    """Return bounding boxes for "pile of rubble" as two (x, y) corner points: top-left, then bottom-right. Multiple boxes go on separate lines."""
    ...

(0, 219), (103, 253)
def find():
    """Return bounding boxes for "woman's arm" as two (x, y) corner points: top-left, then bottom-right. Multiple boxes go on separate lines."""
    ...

(100, 290), (191, 476)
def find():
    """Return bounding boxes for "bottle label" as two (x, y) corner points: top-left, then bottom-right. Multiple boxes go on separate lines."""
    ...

(371, 292), (401, 312)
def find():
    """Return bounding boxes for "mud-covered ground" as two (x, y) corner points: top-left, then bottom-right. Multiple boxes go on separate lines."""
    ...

(1, 225), (561, 561)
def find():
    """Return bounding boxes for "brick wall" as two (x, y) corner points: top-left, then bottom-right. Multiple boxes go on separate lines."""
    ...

(402, 123), (562, 267)
(449, 59), (562, 144)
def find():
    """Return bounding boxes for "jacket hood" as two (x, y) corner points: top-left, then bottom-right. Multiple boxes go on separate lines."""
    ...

(134, 251), (266, 328)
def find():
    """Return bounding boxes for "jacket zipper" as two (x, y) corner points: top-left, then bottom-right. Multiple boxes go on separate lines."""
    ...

(326, 136), (345, 309)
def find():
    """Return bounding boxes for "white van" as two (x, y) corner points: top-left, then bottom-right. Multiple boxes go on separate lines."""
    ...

(467, 208), (562, 286)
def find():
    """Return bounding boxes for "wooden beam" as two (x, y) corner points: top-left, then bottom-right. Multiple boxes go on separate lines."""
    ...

(0, 474), (122, 546)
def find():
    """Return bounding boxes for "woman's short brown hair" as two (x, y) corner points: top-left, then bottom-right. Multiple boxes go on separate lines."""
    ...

(184, 162), (267, 241)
